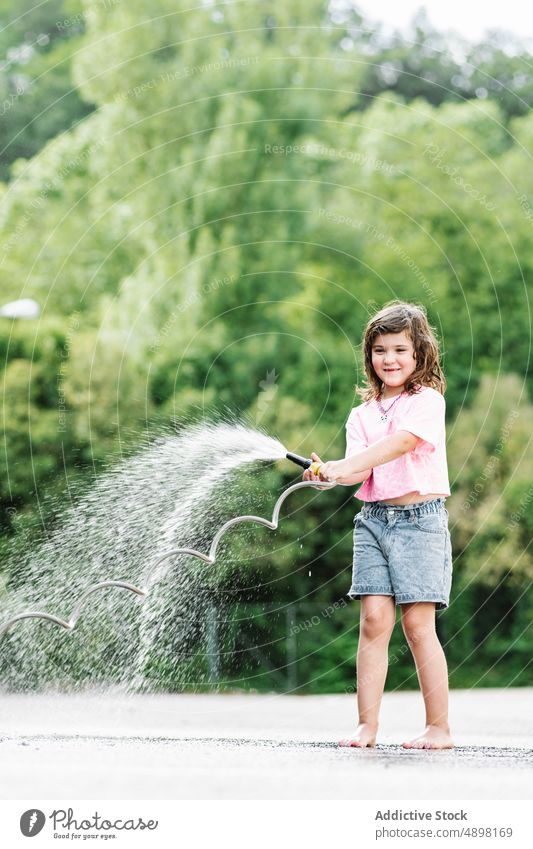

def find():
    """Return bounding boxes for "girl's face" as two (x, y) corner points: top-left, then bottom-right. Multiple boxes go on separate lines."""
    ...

(371, 331), (417, 391)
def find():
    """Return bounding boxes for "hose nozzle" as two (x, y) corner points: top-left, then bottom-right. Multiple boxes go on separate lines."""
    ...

(285, 452), (321, 475)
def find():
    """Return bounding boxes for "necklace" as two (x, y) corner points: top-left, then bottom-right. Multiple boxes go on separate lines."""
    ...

(376, 390), (405, 421)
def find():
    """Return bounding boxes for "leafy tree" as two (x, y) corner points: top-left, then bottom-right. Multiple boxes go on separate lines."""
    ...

(0, 0), (94, 179)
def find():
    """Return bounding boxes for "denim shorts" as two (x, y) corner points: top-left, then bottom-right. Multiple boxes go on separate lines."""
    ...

(348, 497), (453, 610)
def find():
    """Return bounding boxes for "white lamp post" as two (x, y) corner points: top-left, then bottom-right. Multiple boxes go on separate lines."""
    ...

(0, 298), (40, 319)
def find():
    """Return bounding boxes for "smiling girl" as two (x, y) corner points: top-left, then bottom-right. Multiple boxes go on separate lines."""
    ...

(304, 301), (453, 749)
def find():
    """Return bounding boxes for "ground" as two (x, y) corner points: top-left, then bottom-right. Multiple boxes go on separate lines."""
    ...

(1, 689), (531, 799)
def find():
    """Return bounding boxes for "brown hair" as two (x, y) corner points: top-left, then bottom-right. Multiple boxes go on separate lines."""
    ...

(356, 300), (446, 403)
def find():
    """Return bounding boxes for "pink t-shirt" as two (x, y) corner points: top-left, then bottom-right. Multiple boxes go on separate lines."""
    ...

(345, 385), (451, 502)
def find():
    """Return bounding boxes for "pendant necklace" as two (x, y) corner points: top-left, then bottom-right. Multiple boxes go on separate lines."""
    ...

(376, 390), (405, 422)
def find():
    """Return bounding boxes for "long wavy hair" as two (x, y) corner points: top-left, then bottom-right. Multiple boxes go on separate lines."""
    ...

(355, 300), (446, 403)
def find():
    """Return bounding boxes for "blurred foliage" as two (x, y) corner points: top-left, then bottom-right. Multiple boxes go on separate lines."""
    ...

(0, 0), (94, 179)
(0, 0), (531, 691)
(352, 8), (533, 119)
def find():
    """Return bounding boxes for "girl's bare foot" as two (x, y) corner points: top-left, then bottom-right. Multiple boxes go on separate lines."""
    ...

(402, 724), (454, 749)
(339, 722), (377, 748)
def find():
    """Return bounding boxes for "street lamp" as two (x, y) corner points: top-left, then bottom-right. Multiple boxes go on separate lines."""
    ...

(0, 298), (40, 319)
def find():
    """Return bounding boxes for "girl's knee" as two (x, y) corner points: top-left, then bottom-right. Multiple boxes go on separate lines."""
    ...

(401, 613), (436, 645)
(360, 604), (395, 639)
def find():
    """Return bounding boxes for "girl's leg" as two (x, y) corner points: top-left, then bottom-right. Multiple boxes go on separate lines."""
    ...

(340, 594), (396, 747)
(400, 602), (454, 749)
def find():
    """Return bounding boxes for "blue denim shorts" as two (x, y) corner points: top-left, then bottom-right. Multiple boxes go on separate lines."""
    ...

(348, 497), (453, 610)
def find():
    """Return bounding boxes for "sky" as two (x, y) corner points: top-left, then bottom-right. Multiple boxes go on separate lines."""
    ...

(353, 0), (533, 44)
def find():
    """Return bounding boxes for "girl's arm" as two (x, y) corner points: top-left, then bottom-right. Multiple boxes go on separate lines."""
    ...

(319, 430), (419, 482)
(336, 469), (372, 485)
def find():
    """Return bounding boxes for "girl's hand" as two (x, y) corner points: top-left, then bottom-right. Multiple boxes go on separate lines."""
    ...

(302, 453), (330, 490)
(318, 459), (349, 482)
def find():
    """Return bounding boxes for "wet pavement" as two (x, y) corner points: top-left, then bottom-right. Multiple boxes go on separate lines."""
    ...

(1, 690), (531, 799)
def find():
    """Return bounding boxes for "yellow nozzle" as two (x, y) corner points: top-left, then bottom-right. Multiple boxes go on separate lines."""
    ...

(309, 461), (322, 475)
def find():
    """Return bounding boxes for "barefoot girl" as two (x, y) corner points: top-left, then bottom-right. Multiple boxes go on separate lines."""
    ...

(304, 301), (453, 749)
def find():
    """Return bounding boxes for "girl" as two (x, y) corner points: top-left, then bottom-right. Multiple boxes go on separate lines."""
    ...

(304, 301), (453, 750)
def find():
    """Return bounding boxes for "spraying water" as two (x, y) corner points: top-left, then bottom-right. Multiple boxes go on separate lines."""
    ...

(130, 421), (288, 691)
(0, 420), (289, 693)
